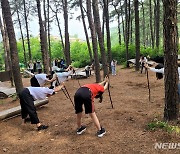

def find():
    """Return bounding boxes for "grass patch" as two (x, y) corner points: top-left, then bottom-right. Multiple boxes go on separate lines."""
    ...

(147, 119), (180, 134)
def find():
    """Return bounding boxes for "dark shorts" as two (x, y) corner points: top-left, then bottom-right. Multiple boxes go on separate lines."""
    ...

(74, 87), (94, 114)
(30, 76), (40, 87)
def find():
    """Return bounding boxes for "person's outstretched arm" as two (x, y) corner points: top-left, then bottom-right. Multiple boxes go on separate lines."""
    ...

(98, 76), (109, 90)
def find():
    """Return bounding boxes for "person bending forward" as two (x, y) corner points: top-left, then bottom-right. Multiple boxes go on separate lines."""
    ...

(19, 85), (63, 131)
(74, 77), (109, 137)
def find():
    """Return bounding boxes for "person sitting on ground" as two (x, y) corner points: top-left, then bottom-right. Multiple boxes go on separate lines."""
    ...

(19, 85), (64, 131)
(74, 76), (109, 138)
(30, 73), (56, 87)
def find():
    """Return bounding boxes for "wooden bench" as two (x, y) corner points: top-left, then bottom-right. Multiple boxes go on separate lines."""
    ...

(0, 99), (49, 120)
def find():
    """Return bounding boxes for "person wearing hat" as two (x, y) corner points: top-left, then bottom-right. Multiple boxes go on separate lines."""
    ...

(19, 85), (64, 131)
(74, 76), (109, 137)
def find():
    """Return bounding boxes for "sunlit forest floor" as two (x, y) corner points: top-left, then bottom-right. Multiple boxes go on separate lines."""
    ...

(0, 66), (180, 154)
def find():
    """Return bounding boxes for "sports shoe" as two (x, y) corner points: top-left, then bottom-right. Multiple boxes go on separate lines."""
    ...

(24, 118), (31, 123)
(76, 125), (86, 135)
(97, 127), (106, 138)
(38, 125), (49, 131)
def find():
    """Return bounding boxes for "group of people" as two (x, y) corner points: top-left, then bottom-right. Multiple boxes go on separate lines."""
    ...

(19, 65), (109, 137)
(28, 60), (42, 74)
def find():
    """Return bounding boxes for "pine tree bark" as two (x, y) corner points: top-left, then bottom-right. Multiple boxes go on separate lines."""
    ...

(23, 0), (32, 61)
(79, 0), (93, 63)
(36, 0), (50, 74)
(141, 0), (146, 47)
(15, 0), (27, 68)
(62, 0), (71, 66)
(0, 15), (10, 71)
(125, 0), (130, 67)
(134, 0), (140, 71)
(155, 0), (160, 49)
(149, 0), (154, 48)
(92, 0), (108, 77)
(1, 0), (23, 93)
(112, 2), (121, 45)
(87, 0), (101, 82)
(103, 0), (112, 73)
(55, 12), (65, 51)
(47, 0), (52, 72)
(163, 0), (179, 121)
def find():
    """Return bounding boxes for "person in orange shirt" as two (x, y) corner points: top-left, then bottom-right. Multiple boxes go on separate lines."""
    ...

(74, 76), (109, 137)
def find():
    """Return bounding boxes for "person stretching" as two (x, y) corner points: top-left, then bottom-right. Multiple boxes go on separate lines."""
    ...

(74, 76), (109, 137)
(30, 73), (56, 87)
(19, 85), (64, 131)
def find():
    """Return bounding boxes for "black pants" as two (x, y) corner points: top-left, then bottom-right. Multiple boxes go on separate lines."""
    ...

(74, 87), (93, 114)
(30, 76), (40, 87)
(85, 70), (90, 77)
(19, 88), (40, 124)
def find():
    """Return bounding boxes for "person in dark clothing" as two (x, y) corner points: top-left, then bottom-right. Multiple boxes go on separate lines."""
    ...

(74, 76), (109, 137)
(19, 85), (64, 131)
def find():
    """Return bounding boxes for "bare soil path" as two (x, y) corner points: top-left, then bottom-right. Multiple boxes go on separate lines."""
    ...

(0, 66), (180, 154)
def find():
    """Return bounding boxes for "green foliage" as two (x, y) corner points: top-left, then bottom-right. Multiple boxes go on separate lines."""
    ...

(70, 41), (91, 67)
(147, 120), (180, 133)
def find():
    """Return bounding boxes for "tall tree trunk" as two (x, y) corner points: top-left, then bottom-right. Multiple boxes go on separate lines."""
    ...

(92, 0), (108, 77)
(155, 0), (160, 49)
(0, 15), (10, 71)
(36, 0), (49, 74)
(163, 0), (179, 121)
(47, 0), (52, 72)
(87, 0), (101, 82)
(103, 0), (112, 73)
(102, 7), (105, 42)
(15, 0), (27, 68)
(120, 1), (125, 43)
(79, 0), (93, 63)
(125, 0), (130, 67)
(149, 0), (154, 48)
(130, 16), (133, 44)
(23, 0), (32, 61)
(141, 0), (146, 47)
(62, 0), (71, 66)
(112, 2), (121, 45)
(55, 13), (65, 51)
(1, 0), (23, 93)
(134, 0), (140, 71)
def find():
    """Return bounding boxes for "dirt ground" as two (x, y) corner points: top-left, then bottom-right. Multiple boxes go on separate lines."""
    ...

(0, 66), (180, 154)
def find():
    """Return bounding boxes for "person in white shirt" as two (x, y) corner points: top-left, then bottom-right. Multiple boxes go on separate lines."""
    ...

(19, 85), (64, 131)
(139, 55), (148, 73)
(52, 65), (74, 87)
(145, 63), (180, 97)
(30, 73), (56, 87)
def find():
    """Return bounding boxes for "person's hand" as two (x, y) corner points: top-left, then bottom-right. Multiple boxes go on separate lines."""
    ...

(144, 63), (149, 69)
(104, 76), (109, 83)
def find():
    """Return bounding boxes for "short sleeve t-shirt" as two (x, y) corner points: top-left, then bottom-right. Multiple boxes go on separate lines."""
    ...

(27, 87), (54, 100)
(35, 74), (48, 86)
(56, 71), (72, 83)
(83, 84), (104, 99)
